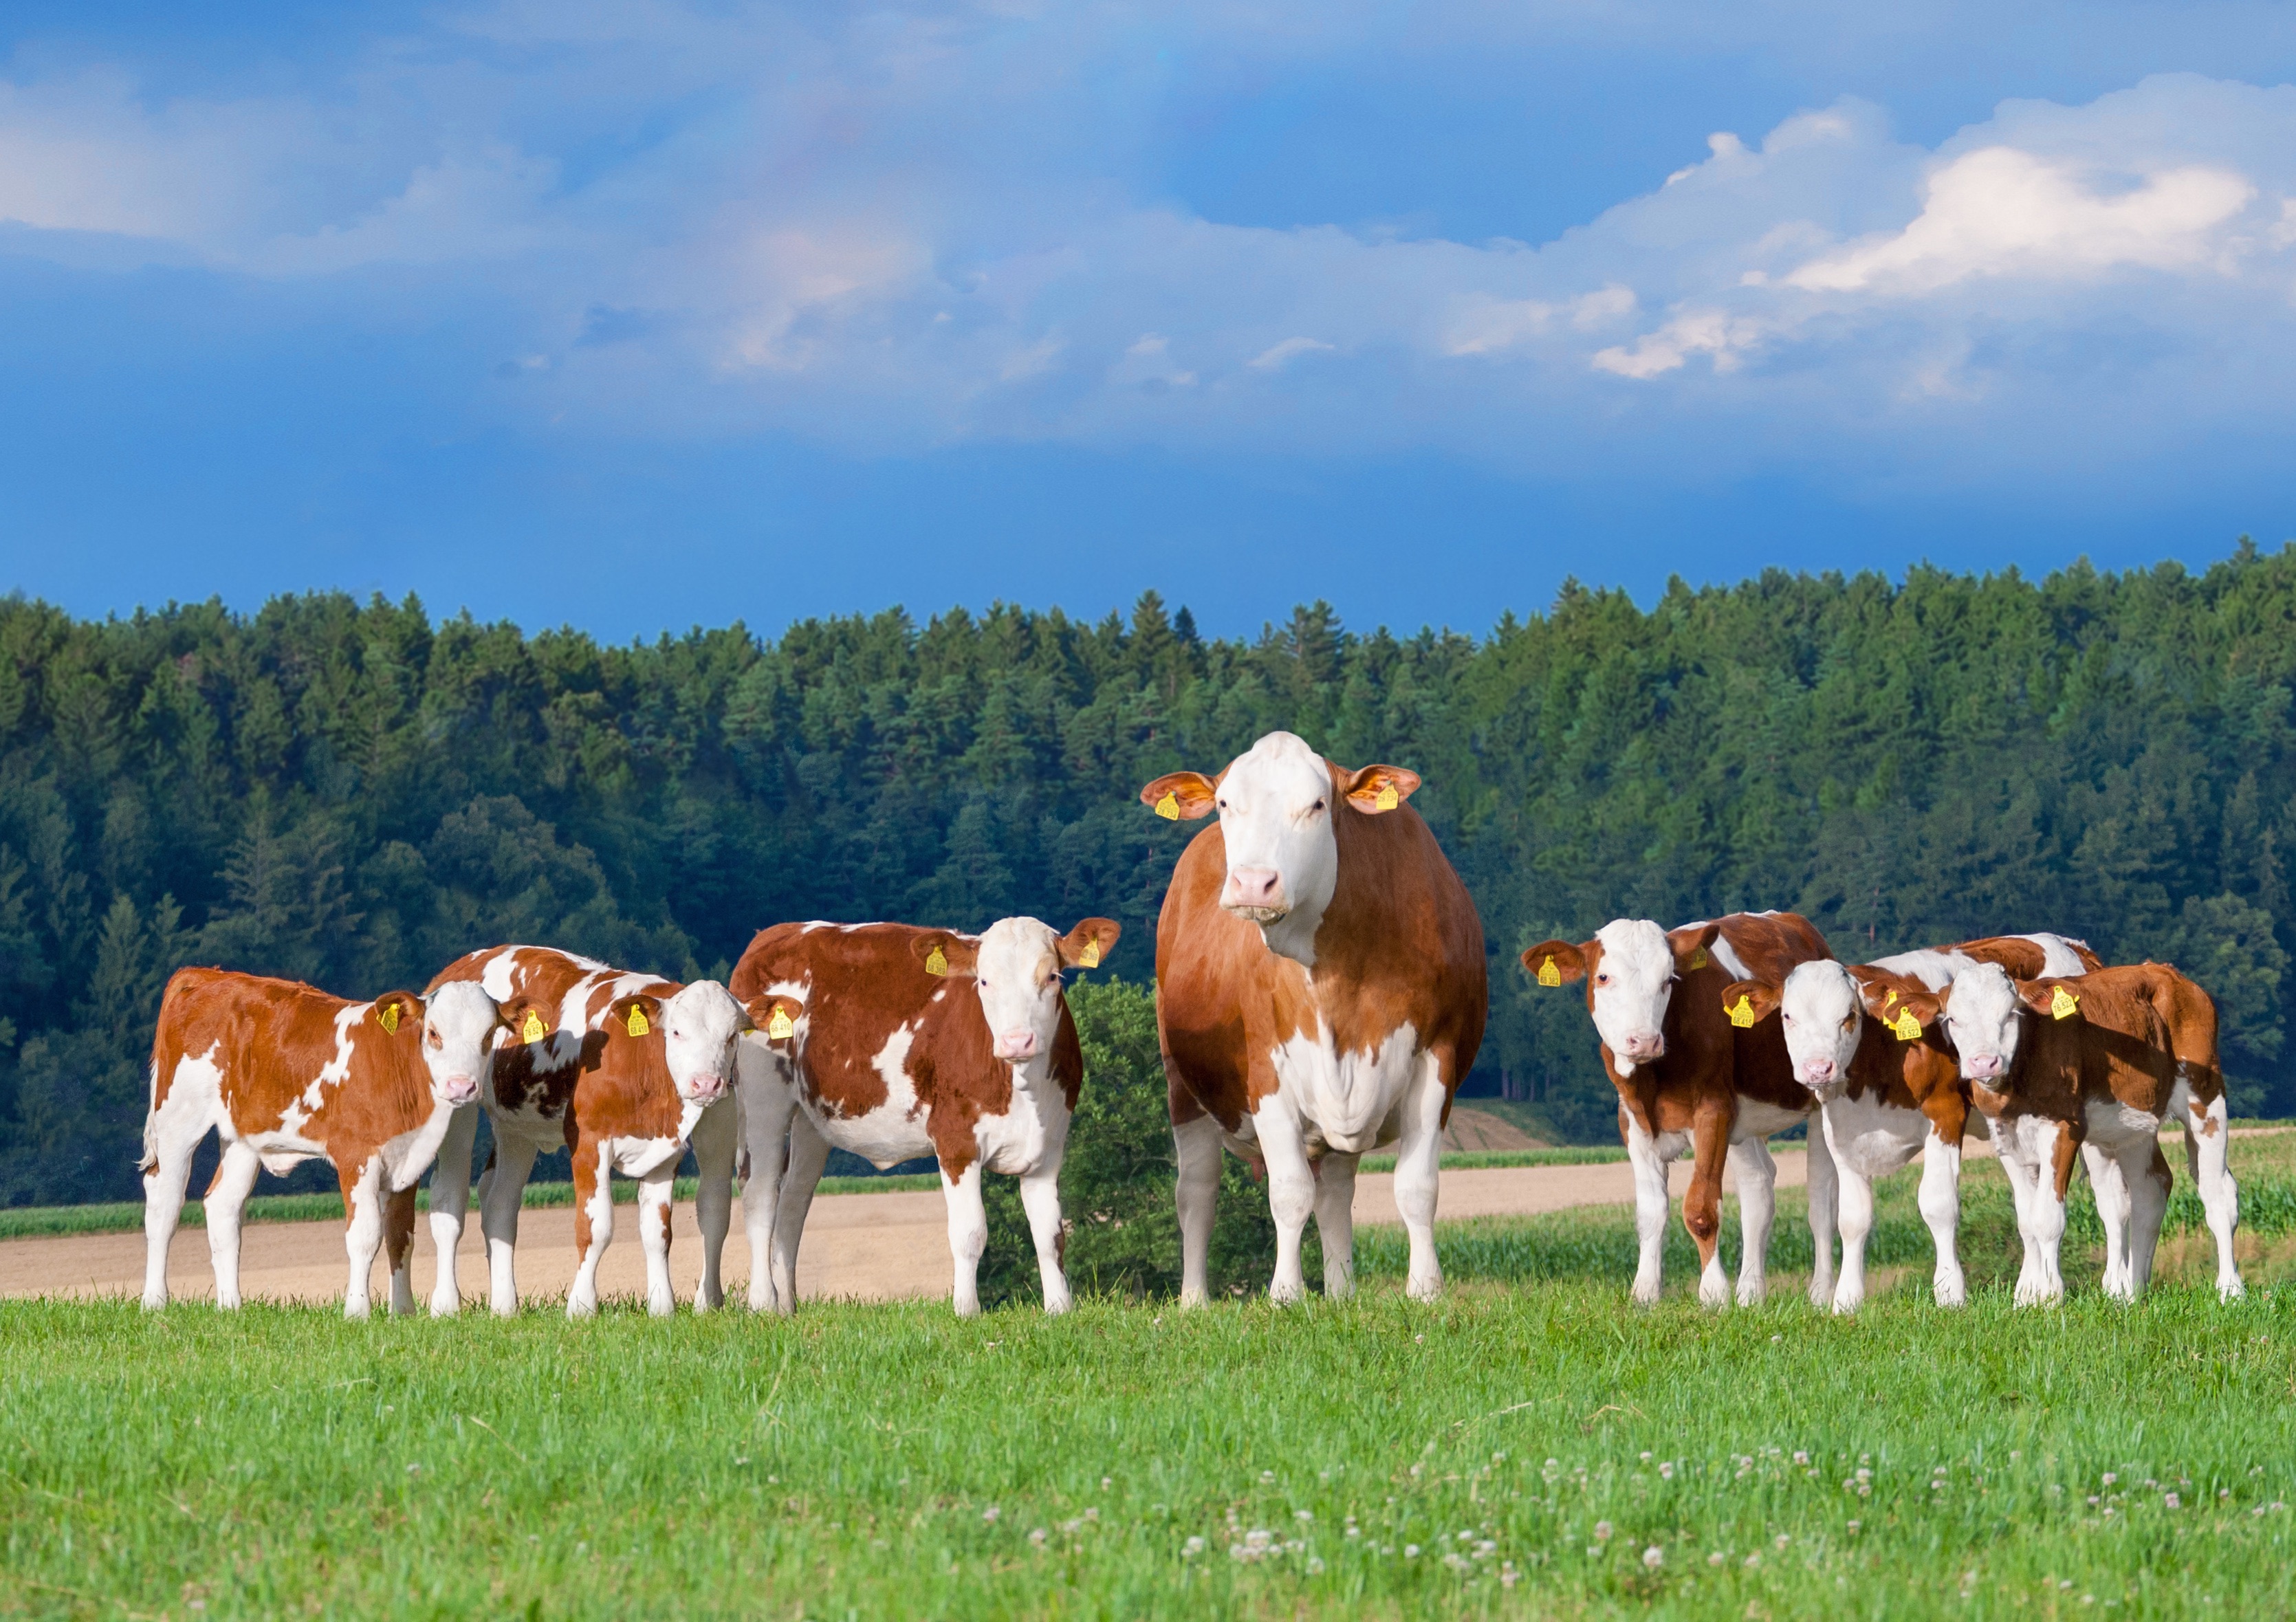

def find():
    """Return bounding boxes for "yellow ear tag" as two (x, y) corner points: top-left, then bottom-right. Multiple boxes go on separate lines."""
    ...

(1155, 790), (1180, 820)
(767, 1005), (795, 1041)
(2050, 986), (2080, 1020)
(1080, 939), (1100, 969)
(1727, 994), (1757, 1029)
(521, 1009), (549, 1044)
(377, 1002), (400, 1034)
(1690, 947), (1709, 971)
(925, 945), (949, 976)
(1890, 1007), (1922, 1042)
(626, 1005), (650, 1038)
(1374, 784), (1399, 811)
(1536, 956), (1562, 987)
(1883, 989), (1898, 1010)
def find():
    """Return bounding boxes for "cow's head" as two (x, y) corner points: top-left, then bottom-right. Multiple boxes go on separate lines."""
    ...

(411, 981), (501, 1108)
(629, 980), (751, 1105)
(1139, 730), (1417, 965)
(915, 916), (1121, 1066)
(1936, 961), (2029, 1084)
(1520, 919), (1718, 1075)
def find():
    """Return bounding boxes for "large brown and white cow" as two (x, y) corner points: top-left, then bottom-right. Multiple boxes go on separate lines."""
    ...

(730, 914), (1120, 1317)
(1140, 731), (1487, 1306)
(425, 947), (750, 1318)
(1725, 932), (2098, 1313)
(140, 968), (503, 1317)
(1521, 912), (1837, 1308)
(1936, 958), (2240, 1304)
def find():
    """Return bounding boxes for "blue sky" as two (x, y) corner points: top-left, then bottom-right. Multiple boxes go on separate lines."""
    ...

(4, 2), (2295, 643)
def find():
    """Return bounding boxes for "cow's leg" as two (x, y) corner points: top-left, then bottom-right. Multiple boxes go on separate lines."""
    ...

(637, 1165), (677, 1318)
(1802, 1114), (1837, 1307)
(1173, 1113), (1224, 1308)
(1822, 1119), (1874, 1315)
(567, 1140), (615, 1319)
(384, 1183), (419, 1316)
(479, 1132), (540, 1317)
(1918, 1128), (1967, 1308)
(2084, 1141), (2133, 1300)
(140, 1095), (211, 1310)
(2014, 1123), (2069, 1308)
(942, 1161), (992, 1318)
(689, 1099), (739, 1313)
(770, 1110), (831, 1313)
(1313, 1151), (1361, 1302)
(1017, 1168), (1073, 1315)
(1685, 1100), (1734, 1311)
(1392, 1053), (1447, 1302)
(736, 1039), (798, 1312)
(1621, 1110), (1672, 1307)
(1254, 1105), (1317, 1305)
(342, 1159), (389, 1319)
(203, 1139), (264, 1311)
(425, 1103), (477, 1316)
(1729, 1135), (1777, 1307)
(1996, 1138), (2044, 1299)
(2125, 1141), (2172, 1299)
(2183, 1091), (2243, 1300)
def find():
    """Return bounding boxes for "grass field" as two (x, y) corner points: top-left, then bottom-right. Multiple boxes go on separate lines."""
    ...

(7, 1146), (2296, 1619)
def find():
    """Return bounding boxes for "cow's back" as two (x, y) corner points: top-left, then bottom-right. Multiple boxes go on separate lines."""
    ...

(430, 945), (678, 1132)
(2023, 965), (2198, 1115)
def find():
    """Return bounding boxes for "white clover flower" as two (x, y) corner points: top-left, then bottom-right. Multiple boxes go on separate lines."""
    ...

(2165, 1493), (2181, 1509)
(1793, 1451), (1809, 1466)
(982, 1506), (1001, 1524)
(1643, 1546), (1664, 1569)
(1594, 1521), (1613, 1542)
(1708, 1552), (1726, 1567)
(1181, 1536), (1205, 1559)
(1745, 1553), (1762, 1569)
(1659, 1462), (1675, 1480)
(1405, 1544), (1421, 1559)
(1295, 1509), (1313, 1523)
(2103, 1473), (2117, 1486)
(1306, 1557), (1325, 1575)
(1029, 1528), (1047, 1547)
(1260, 1470), (1276, 1486)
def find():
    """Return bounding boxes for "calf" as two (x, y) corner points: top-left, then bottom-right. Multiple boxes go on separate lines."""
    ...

(140, 969), (501, 1317)
(1141, 732), (1487, 1306)
(1939, 960), (2240, 1304)
(730, 915), (1119, 1317)
(426, 947), (750, 1318)
(1726, 932), (2098, 1313)
(1522, 912), (1837, 1308)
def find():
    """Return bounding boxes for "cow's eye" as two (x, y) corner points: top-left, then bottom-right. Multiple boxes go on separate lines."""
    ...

(1313, 798), (1325, 812)
(1594, 973), (1608, 985)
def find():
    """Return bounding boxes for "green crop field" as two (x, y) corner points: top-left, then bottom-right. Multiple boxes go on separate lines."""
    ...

(8, 1142), (2296, 1619)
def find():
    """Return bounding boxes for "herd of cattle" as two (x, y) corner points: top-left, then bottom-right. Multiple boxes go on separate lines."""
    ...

(135, 729), (2244, 1320)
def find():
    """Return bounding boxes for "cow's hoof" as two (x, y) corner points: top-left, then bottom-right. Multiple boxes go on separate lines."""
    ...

(1403, 1275), (1441, 1303)
(2220, 1277), (2247, 1302)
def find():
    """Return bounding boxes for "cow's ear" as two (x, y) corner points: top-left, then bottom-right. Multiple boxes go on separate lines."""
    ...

(1521, 940), (1587, 986)
(1058, 917), (1122, 971)
(609, 994), (662, 1039)
(912, 932), (981, 978)
(753, 995), (803, 1041)
(1721, 980), (1780, 1026)
(1139, 771), (1218, 821)
(2020, 979), (2084, 1020)
(372, 994), (420, 1035)
(1341, 764), (1421, 813)
(503, 1000), (553, 1045)
(1668, 921), (1723, 970)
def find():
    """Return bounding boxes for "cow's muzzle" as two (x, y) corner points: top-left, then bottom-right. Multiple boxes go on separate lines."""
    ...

(439, 1073), (480, 1107)
(1615, 1033), (1665, 1063)
(995, 1030), (1040, 1061)
(1962, 1052), (2006, 1082)
(1221, 866), (1289, 921)
(683, 1072), (729, 1104)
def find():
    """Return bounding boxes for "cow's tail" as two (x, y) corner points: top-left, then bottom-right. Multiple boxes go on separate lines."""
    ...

(137, 1057), (162, 1176)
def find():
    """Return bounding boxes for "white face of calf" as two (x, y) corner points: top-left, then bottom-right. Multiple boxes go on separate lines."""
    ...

(419, 982), (500, 1107)
(1940, 963), (2024, 1084)
(1588, 919), (1677, 1072)
(658, 980), (748, 1104)
(972, 918), (1071, 1065)
(1776, 961), (1863, 1098)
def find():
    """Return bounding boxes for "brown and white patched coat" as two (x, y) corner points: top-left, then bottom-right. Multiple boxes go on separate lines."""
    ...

(140, 967), (502, 1317)
(730, 914), (1119, 1318)
(425, 945), (750, 1318)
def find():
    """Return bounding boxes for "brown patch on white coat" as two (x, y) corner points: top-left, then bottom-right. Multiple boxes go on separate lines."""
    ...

(139, 967), (503, 1317)
(1520, 912), (1837, 1309)
(730, 915), (1117, 1317)
(1937, 960), (2240, 1305)
(1141, 730), (1487, 1307)
(425, 945), (750, 1319)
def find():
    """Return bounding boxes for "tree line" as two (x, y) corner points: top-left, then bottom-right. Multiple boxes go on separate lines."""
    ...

(2, 541), (2291, 1205)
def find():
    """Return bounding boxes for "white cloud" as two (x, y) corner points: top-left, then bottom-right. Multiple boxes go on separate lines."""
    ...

(1248, 335), (1335, 369)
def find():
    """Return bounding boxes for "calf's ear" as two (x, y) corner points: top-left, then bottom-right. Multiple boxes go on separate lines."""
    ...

(372, 993), (422, 1035)
(609, 994), (663, 1040)
(1720, 979), (1780, 1026)
(1668, 921), (1724, 969)
(1520, 940), (1588, 986)
(912, 932), (980, 978)
(1138, 771), (1219, 821)
(2020, 980), (2084, 1021)
(1341, 763), (1421, 813)
(1058, 917), (1122, 970)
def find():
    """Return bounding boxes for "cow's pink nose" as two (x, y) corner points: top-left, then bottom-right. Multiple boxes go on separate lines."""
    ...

(1224, 867), (1285, 909)
(1802, 1059), (1837, 1086)
(1618, 1033), (1664, 1060)
(686, 1072), (728, 1102)
(996, 1031), (1039, 1060)
(1965, 1053), (2004, 1079)
(440, 1074), (479, 1106)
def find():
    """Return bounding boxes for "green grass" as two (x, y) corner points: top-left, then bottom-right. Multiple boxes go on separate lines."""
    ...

(1359, 1146), (1627, 1174)
(8, 1146), (2296, 1618)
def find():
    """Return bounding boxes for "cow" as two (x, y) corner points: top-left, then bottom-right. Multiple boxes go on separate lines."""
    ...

(1139, 730), (1487, 1306)
(730, 914), (1121, 1318)
(424, 947), (750, 1318)
(139, 968), (502, 1317)
(1722, 932), (2098, 1313)
(1936, 959), (2240, 1305)
(1520, 912), (1838, 1308)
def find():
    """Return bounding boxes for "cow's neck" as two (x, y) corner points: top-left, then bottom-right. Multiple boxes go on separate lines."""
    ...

(1255, 901), (1329, 969)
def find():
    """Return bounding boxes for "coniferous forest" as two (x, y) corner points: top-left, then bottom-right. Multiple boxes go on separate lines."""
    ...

(3, 543), (2293, 1207)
